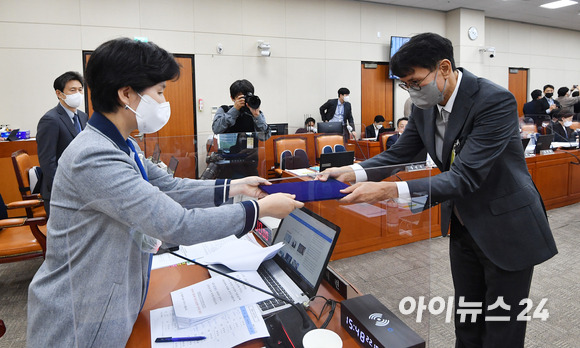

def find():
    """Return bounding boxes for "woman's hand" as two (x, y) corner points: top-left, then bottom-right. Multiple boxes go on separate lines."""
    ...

(257, 193), (304, 219)
(229, 176), (270, 199)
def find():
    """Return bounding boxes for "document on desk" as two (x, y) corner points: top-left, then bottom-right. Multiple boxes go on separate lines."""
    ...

(151, 304), (269, 347)
(152, 235), (237, 270)
(200, 239), (284, 271)
(171, 271), (271, 328)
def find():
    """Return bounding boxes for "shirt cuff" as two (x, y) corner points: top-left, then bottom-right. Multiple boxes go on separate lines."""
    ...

(214, 179), (230, 206)
(395, 181), (411, 202)
(349, 164), (368, 183)
(236, 200), (259, 238)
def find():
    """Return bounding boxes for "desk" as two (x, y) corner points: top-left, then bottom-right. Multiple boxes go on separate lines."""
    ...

(347, 139), (381, 160)
(0, 139), (38, 217)
(127, 263), (361, 347)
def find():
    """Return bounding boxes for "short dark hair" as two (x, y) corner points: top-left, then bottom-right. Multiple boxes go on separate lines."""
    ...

(531, 89), (542, 99)
(543, 84), (554, 92)
(572, 91), (579, 97)
(553, 109), (574, 120)
(391, 33), (456, 78)
(230, 79), (255, 99)
(557, 87), (569, 97)
(53, 71), (84, 92)
(373, 115), (385, 123)
(85, 38), (180, 114)
(397, 117), (409, 127)
(338, 87), (350, 96)
(304, 117), (316, 126)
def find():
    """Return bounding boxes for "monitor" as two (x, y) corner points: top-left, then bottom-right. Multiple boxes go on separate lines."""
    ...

(269, 123), (288, 136)
(535, 134), (554, 154)
(319, 151), (355, 170)
(318, 122), (343, 134)
(389, 36), (411, 79)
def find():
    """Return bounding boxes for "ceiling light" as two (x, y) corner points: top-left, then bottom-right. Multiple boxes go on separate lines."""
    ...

(540, 0), (578, 9)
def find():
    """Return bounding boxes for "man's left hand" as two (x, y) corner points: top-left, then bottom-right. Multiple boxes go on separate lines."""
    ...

(339, 181), (398, 204)
(230, 176), (270, 198)
(248, 106), (261, 118)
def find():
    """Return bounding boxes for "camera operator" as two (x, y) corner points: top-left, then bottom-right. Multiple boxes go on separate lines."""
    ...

(212, 79), (271, 140)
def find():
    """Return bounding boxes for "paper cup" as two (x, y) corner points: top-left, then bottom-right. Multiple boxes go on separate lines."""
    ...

(302, 329), (342, 348)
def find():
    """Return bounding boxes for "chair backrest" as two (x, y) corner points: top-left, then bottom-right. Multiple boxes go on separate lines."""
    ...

(570, 121), (580, 130)
(379, 132), (395, 152)
(314, 134), (345, 161)
(11, 150), (36, 199)
(273, 136), (308, 166)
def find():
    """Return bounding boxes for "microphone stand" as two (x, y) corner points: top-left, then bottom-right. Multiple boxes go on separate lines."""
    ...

(347, 125), (367, 160)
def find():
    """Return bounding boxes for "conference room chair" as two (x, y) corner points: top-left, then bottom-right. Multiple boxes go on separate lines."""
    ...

(379, 132), (396, 152)
(314, 134), (346, 162)
(11, 150), (46, 218)
(273, 136), (308, 175)
(0, 319), (5, 338)
(0, 194), (47, 263)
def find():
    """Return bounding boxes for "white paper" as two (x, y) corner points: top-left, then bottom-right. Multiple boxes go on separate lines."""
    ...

(152, 235), (237, 270)
(200, 239), (284, 271)
(170, 271), (270, 327)
(285, 168), (318, 176)
(150, 304), (269, 348)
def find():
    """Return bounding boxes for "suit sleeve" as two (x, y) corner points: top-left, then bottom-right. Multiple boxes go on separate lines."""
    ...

(36, 115), (59, 194)
(319, 100), (331, 121)
(345, 103), (355, 130)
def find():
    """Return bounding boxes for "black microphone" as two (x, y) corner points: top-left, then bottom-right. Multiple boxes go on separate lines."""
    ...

(558, 149), (580, 166)
(347, 125), (367, 160)
(165, 249), (316, 331)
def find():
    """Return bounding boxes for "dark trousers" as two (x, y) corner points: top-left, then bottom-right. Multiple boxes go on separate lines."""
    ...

(449, 215), (534, 348)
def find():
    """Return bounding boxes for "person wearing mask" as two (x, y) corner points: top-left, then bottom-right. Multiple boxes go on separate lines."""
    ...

(27, 38), (303, 347)
(36, 71), (89, 217)
(522, 89), (543, 115)
(549, 110), (576, 142)
(385, 117), (409, 149)
(212, 79), (271, 140)
(364, 115), (385, 140)
(319, 87), (356, 140)
(555, 86), (580, 115)
(295, 117), (317, 134)
(320, 32), (556, 348)
(539, 84), (561, 115)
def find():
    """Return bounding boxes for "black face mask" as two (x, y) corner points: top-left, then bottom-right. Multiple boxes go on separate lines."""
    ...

(545, 93), (553, 99)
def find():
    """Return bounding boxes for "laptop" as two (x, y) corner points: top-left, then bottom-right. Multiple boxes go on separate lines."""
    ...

(521, 137), (531, 150)
(167, 156), (179, 176)
(319, 151), (355, 170)
(254, 207), (341, 315)
(535, 134), (554, 154)
(7, 129), (19, 141)
(151, 143), (161, 164)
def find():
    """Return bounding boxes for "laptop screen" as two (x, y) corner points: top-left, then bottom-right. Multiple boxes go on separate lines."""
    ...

(272, 207), (340, 298)
(151, 143), (161, 163)
(217, 133), (238, 153)
(319, 151), (354, 170)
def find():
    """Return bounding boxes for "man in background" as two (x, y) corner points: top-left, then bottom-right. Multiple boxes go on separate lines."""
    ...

(295, 117), (317, 134)
(539, 84), (561, 115)
(555, 86), (580, 114)
(364, 115), (385, 140)
(37, 71), (88, 217)
(320, 87), (356, 140)
(522, 89), (543, 115)
(385, 117), (408, 149)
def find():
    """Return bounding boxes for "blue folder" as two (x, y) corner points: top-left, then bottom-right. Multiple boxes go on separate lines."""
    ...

(260, 180), (349, 202)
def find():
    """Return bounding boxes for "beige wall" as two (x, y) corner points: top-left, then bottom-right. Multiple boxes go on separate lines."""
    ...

(0, 0), (579, 140)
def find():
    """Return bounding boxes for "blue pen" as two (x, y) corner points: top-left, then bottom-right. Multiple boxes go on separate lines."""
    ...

(155, 336), (206, 342)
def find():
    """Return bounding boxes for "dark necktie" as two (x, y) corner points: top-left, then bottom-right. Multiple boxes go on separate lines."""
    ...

(126, 140), (149, 182)
(73, 114), (82, 134)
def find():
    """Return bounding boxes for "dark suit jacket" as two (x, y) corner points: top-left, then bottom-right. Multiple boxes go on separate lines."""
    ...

(36, 103), (88, 201)
(365, 125), (378, 139)
(385, 133), (400, 148)
(549, 122), (573, 142)
(538, 97), (561, 115)
(319, 99), (355, 130)
(522, 99), (543, 115)
(359, 69), (557, 271)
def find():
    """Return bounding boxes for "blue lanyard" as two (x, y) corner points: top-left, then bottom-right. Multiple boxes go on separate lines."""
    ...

(126, 140), (149, 182)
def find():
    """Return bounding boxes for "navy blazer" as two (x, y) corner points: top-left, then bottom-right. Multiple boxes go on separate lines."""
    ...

(538, 97), (561, 115)
(360, 69), (557, 271)
(36, 103), (88, 201)
(319, 98), (355, 130)
(385, 133), (400, 148)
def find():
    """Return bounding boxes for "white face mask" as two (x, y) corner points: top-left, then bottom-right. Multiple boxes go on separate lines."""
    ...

(343, 95), (350, 103)
(62, 92), (83, 109)
(126, 94), (171, 134)
(375, 124), (382, 129)
(564, 120), (573, 127)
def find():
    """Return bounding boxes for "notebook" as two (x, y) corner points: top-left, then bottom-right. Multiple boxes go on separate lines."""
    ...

(253, 207), (341, 315)
(319, 151), (355, 170)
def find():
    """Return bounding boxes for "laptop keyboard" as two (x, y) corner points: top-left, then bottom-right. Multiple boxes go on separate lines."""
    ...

(257, 266), (293, 311)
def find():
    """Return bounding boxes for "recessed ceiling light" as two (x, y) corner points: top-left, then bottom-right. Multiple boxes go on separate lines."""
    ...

(540, 0), (578, 9)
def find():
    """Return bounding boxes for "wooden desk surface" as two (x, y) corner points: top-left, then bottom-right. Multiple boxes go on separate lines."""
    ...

(127, 264), (360, 347)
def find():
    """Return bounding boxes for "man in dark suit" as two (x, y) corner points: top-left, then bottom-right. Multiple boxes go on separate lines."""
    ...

(319, 87), (356, 140)
(385, 117), (408, 148)
(321, 33), (557, 348)
(549, 110), (576, 142)
(538, 84), (561, 115)
(522, 89), (543, 115)
(364, 115), (385, 140)
(37, 71), (88, 216)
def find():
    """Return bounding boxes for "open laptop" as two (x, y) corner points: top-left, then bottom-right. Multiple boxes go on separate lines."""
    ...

(535, 133), (554, 154)
(167, 156), (179, 177)
(151, 143), (161, 164)
(254, 207), (341, 315)
(319, 151), (355, 170)
(6, 129), (19, 141)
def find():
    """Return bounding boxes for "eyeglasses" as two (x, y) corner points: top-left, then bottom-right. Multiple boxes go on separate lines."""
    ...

(398, 69), (436, 91)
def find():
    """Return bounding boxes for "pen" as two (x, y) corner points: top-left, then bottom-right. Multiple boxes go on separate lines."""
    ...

(155, 336), (207, 342)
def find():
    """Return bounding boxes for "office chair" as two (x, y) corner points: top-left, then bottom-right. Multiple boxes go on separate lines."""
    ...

(314, 134), (345, 162)
(11, 150), (46, 218)
(0, 194), (47, 263)
(379, 132), (396, 152)
(273, 136), (308, 175)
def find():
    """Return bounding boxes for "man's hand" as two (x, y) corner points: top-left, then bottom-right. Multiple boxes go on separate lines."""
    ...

(248, 106), (261, 118)
(338, 181), (398, 204)
(317, 166), (356, 183)
(233, 95), (246, 110)
(258, 193), (304, 219)
(230, 176), (269, 199)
